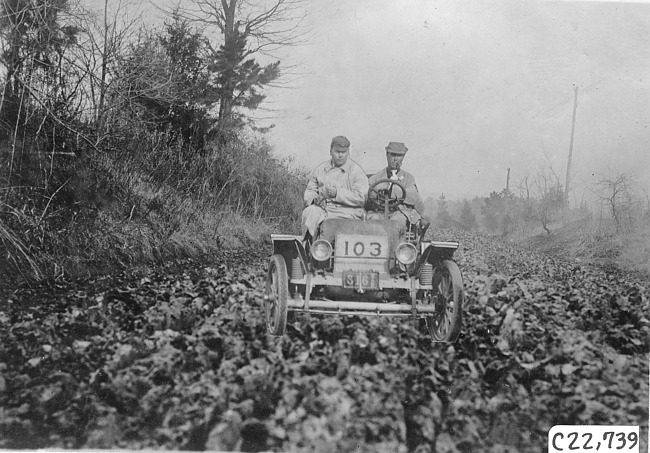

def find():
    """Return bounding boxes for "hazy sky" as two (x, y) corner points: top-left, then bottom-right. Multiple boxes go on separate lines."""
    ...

(96, 0), (650, 203)
(255, 0), (650, 203)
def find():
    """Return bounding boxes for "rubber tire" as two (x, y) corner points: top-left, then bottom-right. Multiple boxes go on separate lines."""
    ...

(266, 254), (289, 336)
(426, 260), (463, 342)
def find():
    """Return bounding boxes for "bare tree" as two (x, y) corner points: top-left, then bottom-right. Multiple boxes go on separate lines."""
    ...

(533, 166), (564, 235)
(68, 0), (143, 133)
(515, 175), (531, 202)
(0, 0), (82, 188)
(175, 0), (307, 54)
(593, 173), (640, 233)
(510, 175), (536, 234)
(0, 0), (145, 148)
(172, 0), (307, 137)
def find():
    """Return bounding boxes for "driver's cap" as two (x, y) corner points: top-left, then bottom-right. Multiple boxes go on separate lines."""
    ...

(385, 142), (408, 155)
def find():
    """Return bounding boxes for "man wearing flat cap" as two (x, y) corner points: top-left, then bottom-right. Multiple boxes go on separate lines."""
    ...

(301, 136), (369, 241)
(367, 141), (429, 233)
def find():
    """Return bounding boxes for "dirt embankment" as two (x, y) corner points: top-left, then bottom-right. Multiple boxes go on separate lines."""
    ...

(0, 231), (648, 452)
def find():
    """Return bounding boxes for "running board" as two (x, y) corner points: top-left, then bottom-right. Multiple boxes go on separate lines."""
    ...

(286, 299), (436, 316)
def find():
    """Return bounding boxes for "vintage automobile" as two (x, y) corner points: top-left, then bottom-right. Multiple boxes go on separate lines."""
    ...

(265, 178), (464, 342)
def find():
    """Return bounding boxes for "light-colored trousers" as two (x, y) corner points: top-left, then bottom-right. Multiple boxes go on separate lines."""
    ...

(301, 204), (364, 239)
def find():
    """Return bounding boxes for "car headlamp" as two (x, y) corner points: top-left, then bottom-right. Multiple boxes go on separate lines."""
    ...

(395, 242), (417, 265)
(311, 239), (332, 261)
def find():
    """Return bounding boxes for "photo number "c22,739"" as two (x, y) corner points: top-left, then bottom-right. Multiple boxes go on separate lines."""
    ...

(548, 426), (639, 453)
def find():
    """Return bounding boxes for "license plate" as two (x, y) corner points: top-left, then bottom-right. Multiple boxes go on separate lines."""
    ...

(342, 272), (379, 289)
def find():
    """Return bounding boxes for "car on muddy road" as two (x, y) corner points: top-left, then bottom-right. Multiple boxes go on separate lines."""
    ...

(265, 178), (464, 342)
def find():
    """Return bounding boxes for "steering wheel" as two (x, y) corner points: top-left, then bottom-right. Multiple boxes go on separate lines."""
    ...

(367, 178), (407, 212)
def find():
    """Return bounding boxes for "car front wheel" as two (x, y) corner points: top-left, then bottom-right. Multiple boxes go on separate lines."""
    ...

(265, 254), (289, 336)
(426, 260), (463, 342)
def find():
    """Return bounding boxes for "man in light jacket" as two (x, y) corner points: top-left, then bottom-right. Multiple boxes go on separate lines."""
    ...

(301, 136), (369, 241)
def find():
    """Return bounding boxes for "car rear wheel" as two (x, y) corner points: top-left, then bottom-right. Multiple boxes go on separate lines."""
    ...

(426, 260), (463, 342)
(266, 254), (289, 336)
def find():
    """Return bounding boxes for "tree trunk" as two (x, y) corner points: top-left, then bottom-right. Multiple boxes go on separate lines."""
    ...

(215, 0), (238, 140)
(97, 0), (109, 129)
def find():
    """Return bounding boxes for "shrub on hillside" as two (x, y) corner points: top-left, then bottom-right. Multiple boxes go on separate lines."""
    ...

(102, 125), (304, 227)
(0, 2), (303, 285)
(0, 127), (304, 284)
(481, 190), (511, 234)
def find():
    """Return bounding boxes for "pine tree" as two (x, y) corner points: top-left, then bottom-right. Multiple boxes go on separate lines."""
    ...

(481, 191), (507, 233)
(174, 0), (305, 142)
(459, 199), (478, 230)
(209, 30), (280, 138)
(436, 193), (453, 228)
(158, 14), (212, 146)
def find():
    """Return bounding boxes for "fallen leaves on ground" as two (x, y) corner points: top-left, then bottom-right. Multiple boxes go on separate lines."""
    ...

(0, 234), (648, 452)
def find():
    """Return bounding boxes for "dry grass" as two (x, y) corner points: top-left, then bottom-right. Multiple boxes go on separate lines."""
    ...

(616, 223), (650, 276)
(0, 137), (300, 286)
(521, 215), (650, 278)
(0, 217), (44, 280)
(0, 185), (276, 285)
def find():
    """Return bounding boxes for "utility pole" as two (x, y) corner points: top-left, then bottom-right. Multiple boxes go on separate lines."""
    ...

(504, 168), (511, 236)
(565, 85), (579, 206)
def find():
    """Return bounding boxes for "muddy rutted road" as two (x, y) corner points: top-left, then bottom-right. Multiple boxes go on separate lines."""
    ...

(0, 231), (648, 452)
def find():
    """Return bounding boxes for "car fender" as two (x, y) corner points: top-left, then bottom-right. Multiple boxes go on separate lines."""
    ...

(419, 241), (459, 267)
(270, 234), (308, 276)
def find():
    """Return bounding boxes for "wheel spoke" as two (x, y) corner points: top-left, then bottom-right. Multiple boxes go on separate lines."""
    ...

(443, 316), (451, 333)
(440, 272), (453, 299)
(438, 274), (447, 295)
(270, 266), (278, 296)
(439, 312), (449, 332)
(446, 302), (455, 314)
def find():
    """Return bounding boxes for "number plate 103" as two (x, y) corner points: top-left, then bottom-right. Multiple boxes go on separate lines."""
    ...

(548, 425), (639, 453)
(335, 234), (389, 259)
